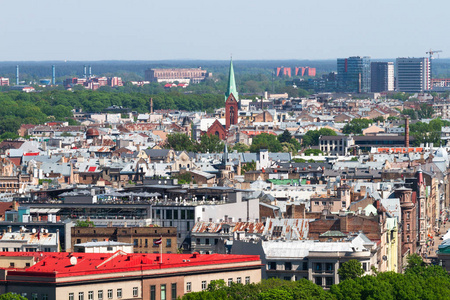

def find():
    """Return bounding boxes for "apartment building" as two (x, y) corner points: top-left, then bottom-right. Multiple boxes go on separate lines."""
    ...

(0, 251), (261, 300)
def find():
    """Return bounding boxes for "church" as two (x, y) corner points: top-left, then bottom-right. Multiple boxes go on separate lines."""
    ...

(206, 59), (239, 140)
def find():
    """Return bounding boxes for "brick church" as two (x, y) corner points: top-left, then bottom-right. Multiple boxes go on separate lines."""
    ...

(207, 59), (239, 140)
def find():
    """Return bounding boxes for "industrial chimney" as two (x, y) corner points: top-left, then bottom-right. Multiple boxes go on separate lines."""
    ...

(405, 116), (410, 148)
(83, 65), (87, 78)
(16, 65), (19, 85)
(89, 65), (92, 77)
(52, 65), (56, 85)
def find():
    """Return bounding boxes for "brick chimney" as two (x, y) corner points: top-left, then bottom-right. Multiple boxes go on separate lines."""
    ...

(405, 116), (410, 148)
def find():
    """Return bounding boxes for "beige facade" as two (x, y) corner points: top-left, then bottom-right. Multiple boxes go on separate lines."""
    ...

(0, 252), (261, 300)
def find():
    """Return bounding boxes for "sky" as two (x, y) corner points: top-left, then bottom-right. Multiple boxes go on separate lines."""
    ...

(0, 0), (449, 61)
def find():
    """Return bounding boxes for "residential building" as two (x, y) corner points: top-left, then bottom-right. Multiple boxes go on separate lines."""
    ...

(337, 56), (371, 93)
(396, 57), (430, 92)
(145, 68), (210, 83)
(0, 251), (261, 300)
(275, 67), (291, 77)
(232, 233), (376, 287)
(295, 67), (316, 77)
(71, 226), (177, 253)
(371, 62), (394, 92)
(319, 135), (355, 156)
(0, 78), (9, 86)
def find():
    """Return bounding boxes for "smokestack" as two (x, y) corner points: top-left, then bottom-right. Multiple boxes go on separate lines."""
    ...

(83, 65), (87, 78)
(89, 65), (92, 77)
(405, 116), (410, 148)
(16, 65), (19, 85)
(52, 65), (56, 85)
(150, 98), (154, 114)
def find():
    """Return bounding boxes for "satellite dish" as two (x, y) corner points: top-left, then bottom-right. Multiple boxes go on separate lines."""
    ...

(382, 255), (388, 261)
(70, 256), (77, 266)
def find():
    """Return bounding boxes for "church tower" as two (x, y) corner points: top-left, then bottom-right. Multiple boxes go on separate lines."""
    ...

(225, 58), (239, 130)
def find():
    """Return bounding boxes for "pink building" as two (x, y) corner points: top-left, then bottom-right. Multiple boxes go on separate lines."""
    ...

(0, 77), (9, 86)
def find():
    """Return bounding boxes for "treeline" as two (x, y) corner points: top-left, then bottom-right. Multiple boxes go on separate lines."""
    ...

(0, 90), (224, 139)
(182, 255), (450, 300)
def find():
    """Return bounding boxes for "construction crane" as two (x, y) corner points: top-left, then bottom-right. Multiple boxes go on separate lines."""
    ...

(426, 49), (443, 89)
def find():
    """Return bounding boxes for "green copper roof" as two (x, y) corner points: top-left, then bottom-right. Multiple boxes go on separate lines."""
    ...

(225, 58), (238, 101)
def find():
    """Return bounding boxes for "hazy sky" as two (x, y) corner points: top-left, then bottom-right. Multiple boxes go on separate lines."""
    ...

(1, 0), (449, 61)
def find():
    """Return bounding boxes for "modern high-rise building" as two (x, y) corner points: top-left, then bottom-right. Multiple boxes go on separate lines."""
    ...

(371, 62), (394, 92)
(395, 57), (430, 93)
(337, 56), (371, 93)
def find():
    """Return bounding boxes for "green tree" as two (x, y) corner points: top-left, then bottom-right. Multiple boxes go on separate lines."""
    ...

(242, 160), (256, 172)
(417, 103), (434, 119)
(231, 143), (249, 153)
(338, 259), (365, 281)
(0, 293), (27, 300)
(402, 108), (417, 120)
(196, 134), (224, 153)
(342, 119), (372, 135)
(303, 128), (337, 146)
(304, 149), (323, 156)
(250, 133), (282, 152)
(277, 130), (292, 143)
(165, 133), (194, 152)
(75, 220), (95, 227)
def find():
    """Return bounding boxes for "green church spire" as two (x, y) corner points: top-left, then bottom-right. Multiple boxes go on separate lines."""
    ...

(225, 58), (238, 101)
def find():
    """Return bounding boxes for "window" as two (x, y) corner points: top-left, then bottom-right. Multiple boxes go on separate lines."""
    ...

(134, 239), (138, 246)
(79, 292), (84, 300)
(43, 295), (48, 300)
(117, 288), (122, 298)
(228, 278), (233, 287)
(326, 277), (333, 286)
(237, 277), (242, 284)
(171, 283), (177, 300)
(315, 201), (319, 205)
(108, 289), (113, 299)
(268, 262), (276, 270)
(69, 293), (74, 300)
(32, 294), (38, 300)
(133, 287), (138, 297)
(285, 262), (292, 270)
(202, 280), (207, 290)
(205, 238), (210, 245)
(150, 285), (156, 300)
(166, 239), (172, 247)
(303, 261), (308, 270)
(2, 248), (8, 252)
(314, 263), (322, 272)
(315, 277), (322, 286)
(161, 284), (166, 300)
(407, 212), (410, 220)
(98, 290), (103, 300)
(186, 282), (191, 292)
(407, 223), (410, 231)
(326, 263), (333, 271)
(245, 276), (250, 284)
(284, 276), (291, 281)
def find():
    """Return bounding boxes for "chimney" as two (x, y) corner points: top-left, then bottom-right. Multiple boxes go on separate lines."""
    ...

(405, 116), (410, 148)
(52, 65), (56, 86)
(150, 98), (154, 114)
(340, 215), (349, 232)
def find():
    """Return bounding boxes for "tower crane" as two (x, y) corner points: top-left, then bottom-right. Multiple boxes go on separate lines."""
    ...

(426, 49), (443, 89)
